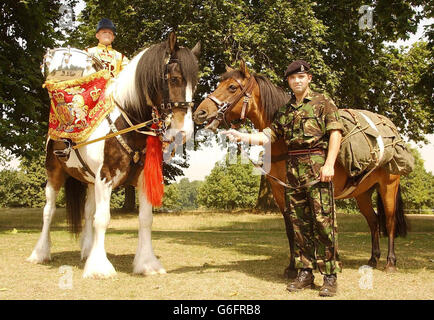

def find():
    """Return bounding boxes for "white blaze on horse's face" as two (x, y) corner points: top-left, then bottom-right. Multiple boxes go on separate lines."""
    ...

(162, 69), (195, 151)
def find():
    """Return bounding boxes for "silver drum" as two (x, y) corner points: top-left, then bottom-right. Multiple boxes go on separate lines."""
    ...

(41, 47), (103, 81)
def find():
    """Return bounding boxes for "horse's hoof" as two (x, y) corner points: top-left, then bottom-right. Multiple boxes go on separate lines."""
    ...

(284, 267), (298, 279)
(367, 259), (378, 268)
(83, 266), (117, 279)
(385, 265), (397, 273)
(26, 252), (51, 264)
(133, 262), (166, 276)
(83, 271), (117, 279)
(83, 255), (116, 279)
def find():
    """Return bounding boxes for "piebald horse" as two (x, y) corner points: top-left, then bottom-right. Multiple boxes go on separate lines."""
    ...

(28, 33), (201, 279)
(193, 61), (407, 277)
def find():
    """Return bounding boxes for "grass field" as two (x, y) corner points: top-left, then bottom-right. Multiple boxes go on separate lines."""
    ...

(0, 208), (433, 300)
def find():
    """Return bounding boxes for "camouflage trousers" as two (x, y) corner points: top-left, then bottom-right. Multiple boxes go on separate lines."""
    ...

(285, 181), (342, 275)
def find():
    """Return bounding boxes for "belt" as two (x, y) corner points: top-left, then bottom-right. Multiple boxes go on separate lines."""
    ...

(287, 148), (325, 156)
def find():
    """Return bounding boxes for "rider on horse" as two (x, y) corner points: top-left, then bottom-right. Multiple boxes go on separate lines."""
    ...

(223, 60), (344, 297)
(86, 18), (129, 78)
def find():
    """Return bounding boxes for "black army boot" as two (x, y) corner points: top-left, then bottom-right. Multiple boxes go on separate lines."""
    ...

(319, 274), (337, 297)
(287, 268), (315, 292)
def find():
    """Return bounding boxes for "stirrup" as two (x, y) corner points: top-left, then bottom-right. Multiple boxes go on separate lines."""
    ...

(53, 139), (72, 159)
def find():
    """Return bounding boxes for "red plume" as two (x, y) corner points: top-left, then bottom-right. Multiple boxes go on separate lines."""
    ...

(143, 124), (164, 207)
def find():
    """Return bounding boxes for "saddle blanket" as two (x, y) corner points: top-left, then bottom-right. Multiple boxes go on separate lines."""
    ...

(43, 69), (114, 143)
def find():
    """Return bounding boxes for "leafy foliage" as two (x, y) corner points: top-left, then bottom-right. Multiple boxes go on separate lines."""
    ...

(198, 155), (260, 209)
(400, 147), (434, 210)
(161, 178), (203, 210)
(0, 0), (77, 159)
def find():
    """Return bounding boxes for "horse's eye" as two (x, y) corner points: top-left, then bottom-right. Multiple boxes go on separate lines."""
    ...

(229, 84), (237, 92)
(170, 77), (179, 84)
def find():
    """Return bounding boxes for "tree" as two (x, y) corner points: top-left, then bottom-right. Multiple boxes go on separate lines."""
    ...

(161, 183), (181, 210)
(0, 0), (77, 159)
(70, 0), (335, 96)
(313, 0), (433, 141)
(255, 175), (278, 211)
(198, 155), (260, 209)
(177, 178), (203, 209)
(400, 146), (434, 211)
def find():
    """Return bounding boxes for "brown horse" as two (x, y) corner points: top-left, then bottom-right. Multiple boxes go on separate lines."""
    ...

(193, 61), (407, 276)
(28, 32), (201, 279)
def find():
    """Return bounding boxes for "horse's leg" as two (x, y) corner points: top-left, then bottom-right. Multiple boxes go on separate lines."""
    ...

(27, 180), (62, 263)
(80, 186), (95, 260)
(378, 177), (401, 273)
(82, 178), (116, 279)
(355, 190), (381, 268)
(27, 151), (66, 263)
(133, 172), (166, 275)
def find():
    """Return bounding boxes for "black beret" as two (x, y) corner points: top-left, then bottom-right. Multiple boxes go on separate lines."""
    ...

(284, 60), (311, 78)
(96, 18), (116, 34)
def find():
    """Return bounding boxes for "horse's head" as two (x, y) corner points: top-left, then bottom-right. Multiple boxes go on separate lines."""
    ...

(194, 60), (290, 132)
(113, 31), (200, 153)
(193, 60), (261, 131)
(159, 32), (200, 151)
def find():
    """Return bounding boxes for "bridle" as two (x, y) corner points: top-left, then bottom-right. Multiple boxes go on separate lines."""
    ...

(206, 75), (257, 128)
(114, 53), (195, 138)
(159, 55), (195, 121)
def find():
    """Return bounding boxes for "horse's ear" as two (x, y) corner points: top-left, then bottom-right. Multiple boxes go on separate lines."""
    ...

(239, 59), (250, 77)
(225, 64), (234, 72)
(191, 41), (201, 58)
(168, 31), (178, 53)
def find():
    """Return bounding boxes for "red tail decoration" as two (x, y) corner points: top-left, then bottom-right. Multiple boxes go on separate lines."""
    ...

(143, 124), (164, 207)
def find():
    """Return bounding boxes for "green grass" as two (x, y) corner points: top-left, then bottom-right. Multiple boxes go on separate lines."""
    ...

(0, 208), (433, 300)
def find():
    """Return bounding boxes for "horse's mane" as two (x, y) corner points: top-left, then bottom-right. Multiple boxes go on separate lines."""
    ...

(221, 70), (290, 123)
(253, 74), (290, 122)
(111, 41), (199, 123)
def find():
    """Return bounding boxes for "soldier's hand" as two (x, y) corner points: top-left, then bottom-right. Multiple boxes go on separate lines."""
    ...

(320, 164), (334, 182)
(221, 129), (243, 143)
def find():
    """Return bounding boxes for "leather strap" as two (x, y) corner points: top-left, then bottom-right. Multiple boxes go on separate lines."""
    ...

(106, 116), (142, 164)
(288, 148), (325, 156)
(73, 147), (95, 178)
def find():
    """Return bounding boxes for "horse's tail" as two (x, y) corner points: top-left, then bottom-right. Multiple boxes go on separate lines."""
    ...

(64, 176), (85, 235)
(377, 184), (408, 238)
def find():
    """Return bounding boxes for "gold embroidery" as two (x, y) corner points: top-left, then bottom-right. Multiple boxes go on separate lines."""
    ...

(90, 86), (102, 101)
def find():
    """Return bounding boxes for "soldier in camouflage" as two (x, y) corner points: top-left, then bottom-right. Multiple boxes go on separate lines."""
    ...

(223, 60), (343, 297)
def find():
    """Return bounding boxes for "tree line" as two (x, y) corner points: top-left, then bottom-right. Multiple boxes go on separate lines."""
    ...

(2, 147), (431, 213)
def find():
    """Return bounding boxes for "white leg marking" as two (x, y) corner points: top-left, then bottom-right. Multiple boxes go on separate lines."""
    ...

(27, 184), (58, 263)
(83, 174), (116, 279)
(133, 172), (166, 275)
(80, 186), (95, 260)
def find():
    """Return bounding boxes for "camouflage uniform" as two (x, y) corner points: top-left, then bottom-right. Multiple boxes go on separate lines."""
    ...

(263, 89), (344, 275)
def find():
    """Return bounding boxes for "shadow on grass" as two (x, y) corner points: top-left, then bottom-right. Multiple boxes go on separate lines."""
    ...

(3, 208), (434, 281)
(41, 228), (433, 283)
(44, 248), (290, 283)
